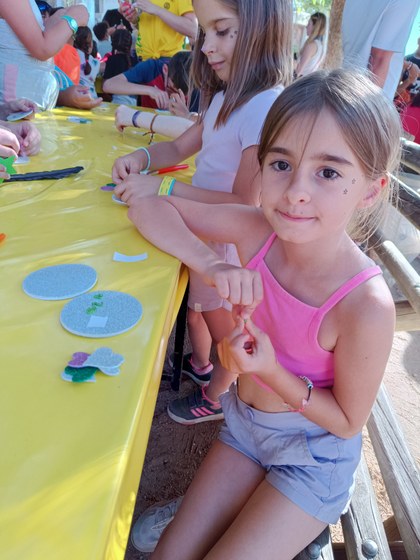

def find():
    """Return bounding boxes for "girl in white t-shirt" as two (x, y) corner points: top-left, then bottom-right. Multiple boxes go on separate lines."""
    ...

(112, 0), (293, 425)
(74, 26), (102, 99)
(0, 0), (88, 110)
(295, 12), (327, 78)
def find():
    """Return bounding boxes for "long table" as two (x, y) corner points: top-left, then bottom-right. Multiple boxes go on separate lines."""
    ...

(0, 104), (191, 560)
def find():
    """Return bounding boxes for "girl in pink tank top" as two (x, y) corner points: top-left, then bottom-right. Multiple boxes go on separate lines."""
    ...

(125, 69), (401, 559)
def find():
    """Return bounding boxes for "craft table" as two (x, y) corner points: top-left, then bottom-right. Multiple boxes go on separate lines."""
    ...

(0, 105), (191, 560)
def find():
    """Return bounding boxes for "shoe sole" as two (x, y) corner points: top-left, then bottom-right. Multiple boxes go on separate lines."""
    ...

(167, 406), (224, 425)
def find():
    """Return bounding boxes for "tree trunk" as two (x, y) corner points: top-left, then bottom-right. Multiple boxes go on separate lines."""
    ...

(324, 0), (345, 69)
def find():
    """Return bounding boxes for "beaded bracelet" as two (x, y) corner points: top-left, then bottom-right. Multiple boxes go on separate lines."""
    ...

(132, 110), (141, 128)
(284, 375), (314, 413)
(158, 176), (176, 196)
(137, 146), (151, 172)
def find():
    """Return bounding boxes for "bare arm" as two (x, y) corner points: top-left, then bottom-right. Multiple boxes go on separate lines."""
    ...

(114, 142), (262, 206)
(102, 73), (169, 108)
(134, 1), (198, 40)
(112, 120), (203, 182)
(295, 41), (317, 77)
(115, 105), (194, 138)
(0, 1), (88, 60)
(368, 47), (394, 89)
(128, 196), (268, 281)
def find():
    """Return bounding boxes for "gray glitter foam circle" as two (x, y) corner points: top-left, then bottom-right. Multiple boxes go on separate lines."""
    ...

(60, 290), (143, 338)
(23, 264), (97, 300)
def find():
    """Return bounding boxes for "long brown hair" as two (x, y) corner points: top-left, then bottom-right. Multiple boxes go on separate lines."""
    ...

(306, 12), (327, 44)
(74, 26), (93, 76)
(190, 0), (293, 128)
(258, 69), (402, 242)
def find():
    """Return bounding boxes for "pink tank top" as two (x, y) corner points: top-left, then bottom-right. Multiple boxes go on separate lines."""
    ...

(246, 233), (382, 389)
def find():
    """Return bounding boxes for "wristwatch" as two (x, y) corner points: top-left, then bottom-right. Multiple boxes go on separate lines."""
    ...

(60, 15), (78, 38)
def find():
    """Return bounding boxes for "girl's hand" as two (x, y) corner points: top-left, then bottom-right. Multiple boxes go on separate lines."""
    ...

(114, 173), (161, 203)
(169, 90), (190, 119)
(7, 122), (41, 156)
(147, 86), (169, 110)
(0, 126), (20, 159)
(134, 0), (159, 15)
(115, 105), (136, 132)
(58, 85), (103, 111)
(205, 263), (263, 319)
(112, 151), (147, 182)
(119, 1), (138, 21)
(0, 164), (9, 180)
(0, 99), (38, 120)
(218, 317), (278, 376)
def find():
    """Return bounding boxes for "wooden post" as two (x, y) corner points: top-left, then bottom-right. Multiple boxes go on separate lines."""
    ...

(324, 0), (345, 69)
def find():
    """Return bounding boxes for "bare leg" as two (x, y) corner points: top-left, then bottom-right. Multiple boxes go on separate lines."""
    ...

(151, 441), (265, 560)
(204, 480), (327, 560)
(202, 308), (237, 401)
(187, 309), (212, 368)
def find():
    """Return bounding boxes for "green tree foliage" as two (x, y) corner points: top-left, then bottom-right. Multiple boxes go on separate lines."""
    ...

(294, 0), (333, 15)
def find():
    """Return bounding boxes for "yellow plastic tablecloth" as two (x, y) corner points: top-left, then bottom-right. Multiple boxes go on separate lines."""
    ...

(0, 105), (192, 560)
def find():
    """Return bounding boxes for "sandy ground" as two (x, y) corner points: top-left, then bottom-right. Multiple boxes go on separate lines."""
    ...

(123, 329), (420, 560)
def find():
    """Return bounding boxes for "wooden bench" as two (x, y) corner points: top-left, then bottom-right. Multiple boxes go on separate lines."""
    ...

(295, 384), (420, 560)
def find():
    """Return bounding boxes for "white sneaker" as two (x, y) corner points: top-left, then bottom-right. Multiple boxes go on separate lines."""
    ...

(131, 497), (183, 552)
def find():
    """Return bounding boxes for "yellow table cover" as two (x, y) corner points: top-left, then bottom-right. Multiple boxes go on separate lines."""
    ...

(0, 105), (192, 560)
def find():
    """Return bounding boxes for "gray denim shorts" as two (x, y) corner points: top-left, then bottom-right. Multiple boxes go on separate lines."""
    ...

(218, 386), (362, 524)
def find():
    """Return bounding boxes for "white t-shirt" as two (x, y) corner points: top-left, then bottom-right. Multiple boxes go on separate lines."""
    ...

(188, 86), (283, 312)
(299, 38), (325, 77)
(193, 87), (283, 192)
(77, 50), (101, 99)
(0, 0), (58, 109)
(342, 0), (419, 100)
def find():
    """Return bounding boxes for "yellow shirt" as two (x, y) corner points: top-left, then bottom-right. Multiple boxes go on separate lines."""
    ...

(136, 0), (194, 60)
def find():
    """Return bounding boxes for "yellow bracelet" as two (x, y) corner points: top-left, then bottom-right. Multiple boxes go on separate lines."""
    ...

(158, 176), (176, 196)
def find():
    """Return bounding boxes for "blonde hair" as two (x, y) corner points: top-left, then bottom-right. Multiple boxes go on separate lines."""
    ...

(258, 69), (402, 242)
(190, 0), (293, 127)
(306, 12), (327, 44)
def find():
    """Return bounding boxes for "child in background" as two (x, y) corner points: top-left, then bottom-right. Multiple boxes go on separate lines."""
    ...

(103, 28), (136, 106)
(121, 68), (400, 559)
(401, 90), (420, 143)
(0, 0), (88, 110)
(103, 50), (196, 110)
(114, 51), (199, 133)
(295, 12), (327, 78)
(74, 26), (102, 99)
(112, 0), (292, 427)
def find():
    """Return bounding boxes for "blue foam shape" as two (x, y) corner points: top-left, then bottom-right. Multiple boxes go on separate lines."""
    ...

(23, 264), (97, 300)
(112, 193), (128, 206)
(60, 290), (142, 338)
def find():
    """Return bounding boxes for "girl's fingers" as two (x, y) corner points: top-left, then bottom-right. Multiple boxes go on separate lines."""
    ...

(241, 317), (263, 342)
(215, 276), (230, 299)
(0, 164), (9, 179)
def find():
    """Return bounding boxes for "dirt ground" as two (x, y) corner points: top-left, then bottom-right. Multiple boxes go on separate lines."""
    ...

(124, 328), (420, 560)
